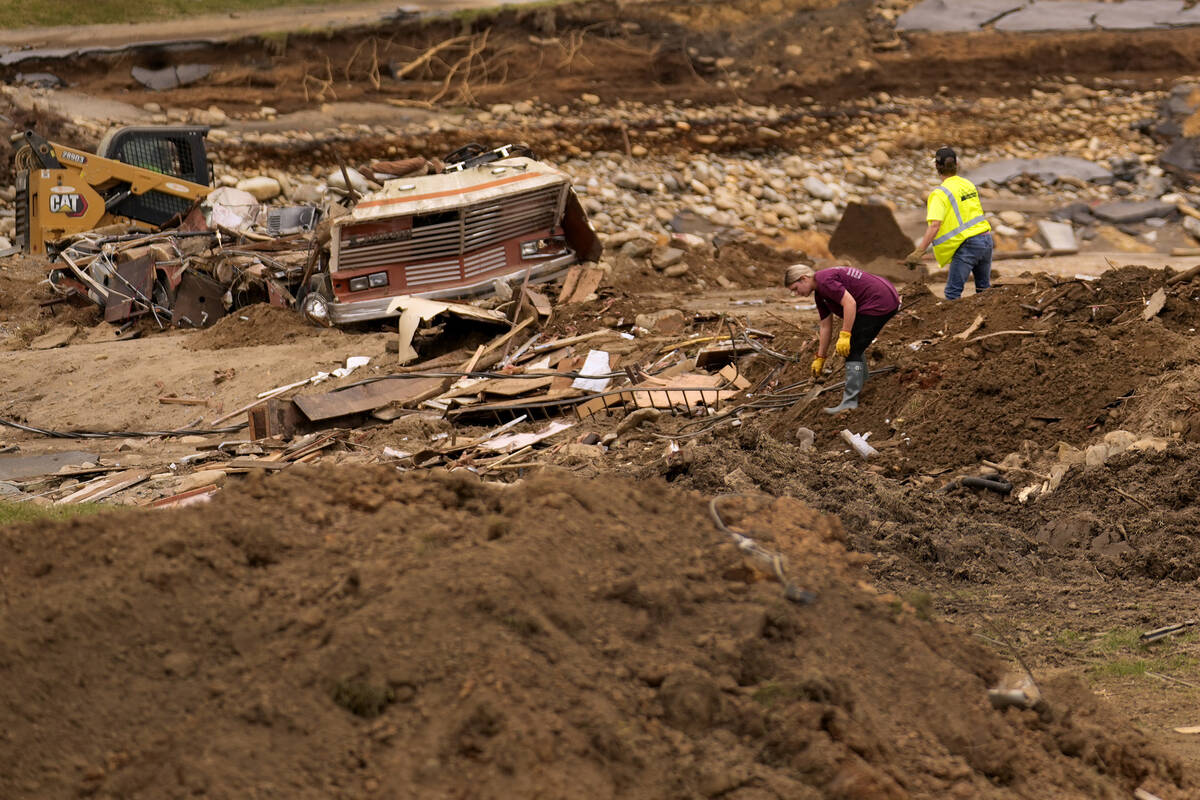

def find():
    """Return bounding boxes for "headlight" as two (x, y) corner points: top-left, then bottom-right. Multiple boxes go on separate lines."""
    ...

(368, 271), (389, 288)
(521, 237), (569, 258)
(349, 276), (369, 291)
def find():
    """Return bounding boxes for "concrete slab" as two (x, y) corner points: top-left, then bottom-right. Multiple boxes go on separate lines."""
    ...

(2, 85), (152, 126)
(131, 64), (212, 91)
(965, 157), (1112, 186)
(994, 2), (1111, 32)
(0, 451), (98, 481)
(1037, 220), (1077, 251)
(1091, 200), (1178, 224)
(897, 0), (1024, 32)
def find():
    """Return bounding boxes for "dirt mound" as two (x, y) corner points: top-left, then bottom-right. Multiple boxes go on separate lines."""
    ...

(0, 467), (1189, 799)
(182, 302), (328, 349)
(828, 203), (915, 269)
(767, 267), (1191, 473)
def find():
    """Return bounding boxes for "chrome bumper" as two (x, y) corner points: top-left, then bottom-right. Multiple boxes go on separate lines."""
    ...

(326, 253), (578, 326)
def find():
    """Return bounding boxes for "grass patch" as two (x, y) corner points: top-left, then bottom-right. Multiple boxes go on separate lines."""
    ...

(0, 0), (355, 29)
(1055, 629), (1085, 645)
(1081, 626), (1200, 683)
(1094, 628), (1143, 652)
(0, 500), (108, 527)
(1089, 659), (1149, 679)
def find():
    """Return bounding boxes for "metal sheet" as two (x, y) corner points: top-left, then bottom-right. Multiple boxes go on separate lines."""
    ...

(171, 270), (227, 328)
(104, 255), (155, 323)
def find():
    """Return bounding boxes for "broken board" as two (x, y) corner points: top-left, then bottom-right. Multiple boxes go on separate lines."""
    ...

(295, 376), (447, 422)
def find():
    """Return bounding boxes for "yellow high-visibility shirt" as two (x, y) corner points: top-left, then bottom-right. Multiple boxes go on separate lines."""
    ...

(926, 175), (991, 267)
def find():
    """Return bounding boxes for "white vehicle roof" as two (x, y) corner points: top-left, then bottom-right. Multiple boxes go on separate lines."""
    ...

(342, 157), (569, 225)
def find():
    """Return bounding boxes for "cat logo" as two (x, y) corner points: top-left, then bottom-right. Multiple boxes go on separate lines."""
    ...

(48, 190), (88, 217)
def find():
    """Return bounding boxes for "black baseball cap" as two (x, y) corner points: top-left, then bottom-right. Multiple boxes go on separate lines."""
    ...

(935, 147), (957, 167)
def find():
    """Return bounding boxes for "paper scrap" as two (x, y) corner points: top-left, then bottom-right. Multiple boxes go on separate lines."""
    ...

(571, 349), (611, 392)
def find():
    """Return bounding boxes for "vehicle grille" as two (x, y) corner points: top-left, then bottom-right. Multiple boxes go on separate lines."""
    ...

(337, 183), (563, 279)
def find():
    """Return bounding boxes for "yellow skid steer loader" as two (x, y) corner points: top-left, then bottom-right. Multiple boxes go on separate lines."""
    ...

(13, 126), (213, 255)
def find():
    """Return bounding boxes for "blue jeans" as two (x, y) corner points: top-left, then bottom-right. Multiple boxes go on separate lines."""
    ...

(945, 232), (993, 300)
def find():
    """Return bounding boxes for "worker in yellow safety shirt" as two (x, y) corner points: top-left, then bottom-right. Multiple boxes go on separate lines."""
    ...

(905, 147), (993, 300)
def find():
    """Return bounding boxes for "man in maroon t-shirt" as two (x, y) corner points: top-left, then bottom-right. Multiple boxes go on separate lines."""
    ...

(784, 263), (900, 414)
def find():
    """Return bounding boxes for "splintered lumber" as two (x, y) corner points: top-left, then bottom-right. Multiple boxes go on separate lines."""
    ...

(475, 374), (556, 398)
(557, 265), (604, 304)
(390, 296), (508, 364)
(55, 469), (149, 504)
(523, 287), (552, 317)
(531, 329), (615, 352)
(294, 376), (447, 422)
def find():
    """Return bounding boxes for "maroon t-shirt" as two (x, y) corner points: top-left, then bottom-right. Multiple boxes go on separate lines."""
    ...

(813, 267), (900, 319)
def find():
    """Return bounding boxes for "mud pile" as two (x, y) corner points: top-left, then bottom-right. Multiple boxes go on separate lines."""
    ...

(778, 266), (1199, 473)
(0, 467), (1190, 799)
(644, 265), (1200, 586)
(182, 303), (339, 350)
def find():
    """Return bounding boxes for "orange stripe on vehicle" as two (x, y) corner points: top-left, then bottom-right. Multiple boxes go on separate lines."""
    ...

(356, 173), (542, 209)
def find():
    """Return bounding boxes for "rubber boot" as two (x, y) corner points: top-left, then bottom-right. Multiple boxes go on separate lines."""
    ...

(824, 361), (865, 414)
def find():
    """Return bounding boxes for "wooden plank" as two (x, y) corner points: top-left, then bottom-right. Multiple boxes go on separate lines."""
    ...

(148, 485), (219, 509)
(158, 396), (210, 406)
(696, 342), (754, 368)
(551, 356), (581, 393)
(531, 329), (615, 352)
(629, 373), (733, 410)
(563, 267), (603, 304)
(478, 317), (535, 358)
(523, 287), (552, 317)
(718, 364), (751, 390)
(480, 374), (555, 398)
(575, 392), (628, 420)
(294, 376), (447, 422)
(557, 265), (582, 304)
(225, 458), (291, 470)
(1168, 263), (1200, 283)
(56, 469), (149, 504)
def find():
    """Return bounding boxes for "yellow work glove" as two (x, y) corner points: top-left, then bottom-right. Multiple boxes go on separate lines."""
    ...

(810, 356), (826, 379)
(835, 330), (852, 357)
(904, 248), (924, 269)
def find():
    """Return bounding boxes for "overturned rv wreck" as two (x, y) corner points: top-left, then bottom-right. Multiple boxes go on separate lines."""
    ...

(34, 143), (600, 331)
(302, 144), (601, 326)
